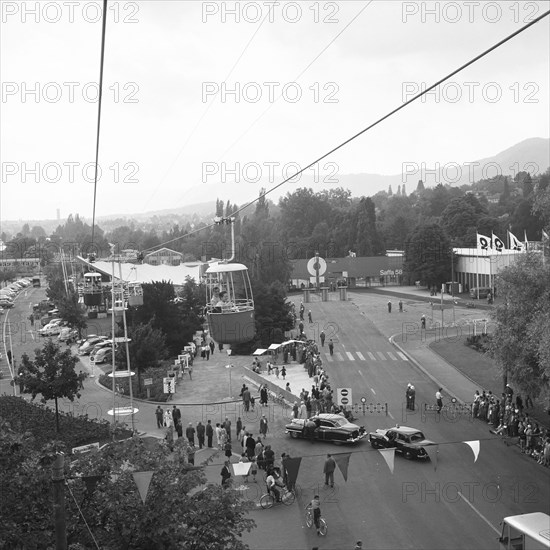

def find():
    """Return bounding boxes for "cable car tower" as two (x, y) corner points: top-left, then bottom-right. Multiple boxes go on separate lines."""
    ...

(204, 217), (255, 344)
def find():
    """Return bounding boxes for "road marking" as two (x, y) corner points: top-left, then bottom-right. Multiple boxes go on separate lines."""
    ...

(458, 492), (501, 535)
(325, 353), (333, 363)
(387, 351), (397, 361)
(346, 352), (355, 361)
(370, 388), (376, 395)
(334, 352), (344, 361)
(367, 352), (376, 361)
(357, 369), (364, 377)
(376, 352), (387, 360)
(396, 352), (408, 361)
(356, 352), (365, 360)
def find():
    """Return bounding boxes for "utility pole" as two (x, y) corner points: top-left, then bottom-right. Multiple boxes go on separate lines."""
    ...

(52, 453), (67, 550)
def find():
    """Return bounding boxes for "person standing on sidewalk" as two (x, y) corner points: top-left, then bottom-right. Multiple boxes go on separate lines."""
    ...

(206, 420), (214, 448)
(308, 310), (313, 323)
(436, 388), (443, 413)
(155, 406), (164, 429)
(209, 340), (215, 355)
(421, 314), (426, 330)
(224, 417), (232, 442)
(323, 454), (336, 488)
(387, 300), (392, 313)
(328, 340), (334, 356)
(259, 415), (268, 437)
(221, 461), (231, 487)
(186, 423), (196, 445)
(320, 330), (325, 347)
(196, 421), (205, 449)
(410, 385), (416, 410)
(398, 300), (403, 313)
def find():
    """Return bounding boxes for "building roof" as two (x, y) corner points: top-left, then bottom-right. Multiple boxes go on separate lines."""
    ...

(290, 256), (403, 279)
(77, 257), (204, 285)
(144, 247), (183, 258)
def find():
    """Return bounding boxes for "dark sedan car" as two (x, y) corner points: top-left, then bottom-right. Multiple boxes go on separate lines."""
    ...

(369, 425), (435, 459)
(285, 413), (367, 444)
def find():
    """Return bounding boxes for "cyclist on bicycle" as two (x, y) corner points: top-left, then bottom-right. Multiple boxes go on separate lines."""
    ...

(266, 469), (284, 502)
(310, 494), (322, 535)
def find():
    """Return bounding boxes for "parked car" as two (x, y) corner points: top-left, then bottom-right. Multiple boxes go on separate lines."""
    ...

(78, 337), (108, 355)
(58, 327), (78, 343)
(90, 346), (113, 364)
(369, 425), (435, 459)
(469, 287), (492, 299)
(0, 301), (14, 309)
(39, 320), (66, 336)
(285, 413), (367, 444)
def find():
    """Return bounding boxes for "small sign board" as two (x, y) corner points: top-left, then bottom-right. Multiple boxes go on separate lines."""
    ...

(163, 377), (176, 394)
(337, 387), (352, 407)
(143, 378), (153, 386)
(72, 442), (100, 455)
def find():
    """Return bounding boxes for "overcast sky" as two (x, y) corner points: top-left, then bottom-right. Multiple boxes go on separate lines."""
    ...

(1, 0), (549, 223)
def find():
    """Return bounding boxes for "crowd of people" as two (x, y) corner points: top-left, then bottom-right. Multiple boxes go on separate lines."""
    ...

(475, 385), (550, 467)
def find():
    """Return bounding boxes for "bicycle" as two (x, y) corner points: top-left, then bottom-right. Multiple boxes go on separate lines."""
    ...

(259, 485), (296, 509)
(305, 503), (328, 536)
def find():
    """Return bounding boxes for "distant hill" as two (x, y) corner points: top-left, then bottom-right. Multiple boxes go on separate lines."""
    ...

(175, 137), (550, 206)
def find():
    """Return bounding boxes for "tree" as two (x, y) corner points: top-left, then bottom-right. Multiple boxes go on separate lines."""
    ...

(0, 423), (255, 550)
(57, 289), (87, 337)
(404, 223), (452, 288)
(416, 179), (425, 193)
(489, 253), (550, 399)
(19, 340), (81, 433)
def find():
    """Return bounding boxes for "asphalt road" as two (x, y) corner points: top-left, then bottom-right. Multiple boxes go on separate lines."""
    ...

(3, 288), (549, 550)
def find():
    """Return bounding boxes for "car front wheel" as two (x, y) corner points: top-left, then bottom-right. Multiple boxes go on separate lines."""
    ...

(370, 439), (379, 448)
(404, 450), (413, 460)
(290, 431), (299, 439)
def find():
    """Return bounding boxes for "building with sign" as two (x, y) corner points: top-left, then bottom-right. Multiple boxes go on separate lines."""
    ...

(290, 255), (404, 289)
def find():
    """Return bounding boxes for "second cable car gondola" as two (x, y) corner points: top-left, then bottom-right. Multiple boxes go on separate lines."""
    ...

(205, 263), (255, 344)
(204, 216), (255, 344)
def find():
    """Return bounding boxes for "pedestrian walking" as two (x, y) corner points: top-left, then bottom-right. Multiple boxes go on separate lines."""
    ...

(421, 314), (426, 330)
(205, 347), (210, 360)
(328, 340), (334, 356)
(209, 340), (215, 355)
(436, 388), (443, 413)
(293, 402), (299, 419)
(206, 420), (214, 448)
(186, 422), (196, 445)
(172, 405), (181, 427)
(155, 406), (164, 429)
(245, 433), (256, 460)
(274, 366), (279, 378)
(221, 460), (231, 487)
(175, 419), (183, 438)
(387, 300), (392, 313)
(399, 300), (403, 313)
(410, 385), (416, 410)
(281, 366), (286, 380)
(242, 387), (251, 412)
(224, 417), (232, 441)
(164, 409), (173, 428)
(323, 453), (336, 487)
(286, 382), (291, 393)
(406, 384), (412, 410)
(188, 364), (193, 380)
(187, 444), (196, 465)
(259, 415), (268, 437)
(224, 440), (233, 460)
(260, 384), (268, 407)
(164, 425), (174, 452)
(196, 421), (205, 449)
(308, 310), (313, 323)
(320, 330), (325, 347)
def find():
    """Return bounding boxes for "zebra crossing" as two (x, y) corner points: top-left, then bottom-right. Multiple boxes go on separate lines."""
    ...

(323, 349), (408, 363)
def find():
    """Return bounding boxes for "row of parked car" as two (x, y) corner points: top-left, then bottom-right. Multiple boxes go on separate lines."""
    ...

(77, 335), (114, 364)
(0, 278), (33, 310)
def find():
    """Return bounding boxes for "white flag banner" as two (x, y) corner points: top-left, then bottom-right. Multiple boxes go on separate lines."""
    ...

(492, 233), (505, 252)
(508, 231), (525, 251)
(543, 229), (549, 241)
(476, 233), (491, 251)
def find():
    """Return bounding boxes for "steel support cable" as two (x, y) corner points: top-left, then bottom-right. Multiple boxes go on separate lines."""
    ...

(143, 8), (550, 253)
(90, 0), (108, 249)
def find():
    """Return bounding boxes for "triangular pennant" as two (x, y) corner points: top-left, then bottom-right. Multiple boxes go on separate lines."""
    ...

(333, 453), (351, 482)
(424, 444), (439, 471)
(132, 471), (154, 504)
(377, 448), (395, 474)
(464, 440), (480, 463)
(508, 231), (525, 252)
(110, 474), (119, 483)
(284, 457), (302, 489)
(83, 475), (102, 495)
(232, 462), (252, 476)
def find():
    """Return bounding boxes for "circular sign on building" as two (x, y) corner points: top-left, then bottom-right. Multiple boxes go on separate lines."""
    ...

(307, 256), (327, 277)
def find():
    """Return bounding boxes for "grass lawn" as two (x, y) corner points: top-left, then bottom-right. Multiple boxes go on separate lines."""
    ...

(431, 337), (549, 429)
(430, 337), (502, 393)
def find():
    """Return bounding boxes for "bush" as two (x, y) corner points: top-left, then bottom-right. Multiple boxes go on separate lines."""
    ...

(465, 334), (492, 353)
(0, 395), (131, 449)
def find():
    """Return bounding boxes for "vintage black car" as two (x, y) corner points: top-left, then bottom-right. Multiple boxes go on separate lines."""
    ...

(285, 413), (367, 444)
(369, 425), (435, 459)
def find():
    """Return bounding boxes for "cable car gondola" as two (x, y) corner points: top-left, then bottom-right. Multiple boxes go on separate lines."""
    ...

(83, 273), (103, 306)
(204, 217), (255, 344)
